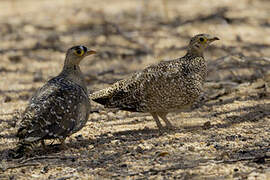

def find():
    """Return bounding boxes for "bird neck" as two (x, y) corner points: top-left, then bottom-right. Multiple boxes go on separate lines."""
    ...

(186, 47), (204, 58)
(61, 64), (87, 90)
(184, 49), (207, 81)
(62, 64), (81, 74)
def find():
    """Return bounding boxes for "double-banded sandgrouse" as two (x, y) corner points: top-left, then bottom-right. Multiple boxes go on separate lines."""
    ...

(90, 34), (219, 131)
(16, 46), (96, 153)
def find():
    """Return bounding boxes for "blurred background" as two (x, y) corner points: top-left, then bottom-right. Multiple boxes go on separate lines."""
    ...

(0, 0), (270, 179)
(0, 0), (270, 94)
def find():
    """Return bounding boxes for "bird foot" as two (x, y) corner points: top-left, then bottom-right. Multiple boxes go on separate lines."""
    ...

(166, 125), (176, 130)
(158, 129), (165, 135)
(157, 125), (176, 134)
(60, 143), (68, 150)
(59, 139), (68, 150)
(157, 126), (169, 135)
(41, 140), (48, 151)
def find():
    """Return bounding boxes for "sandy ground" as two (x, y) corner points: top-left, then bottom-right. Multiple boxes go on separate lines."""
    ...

(0, 0), (270, 179)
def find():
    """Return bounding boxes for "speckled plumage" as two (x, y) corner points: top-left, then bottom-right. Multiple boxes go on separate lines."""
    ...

(16, 46), (96, 153)
(90, 34), (219, 130)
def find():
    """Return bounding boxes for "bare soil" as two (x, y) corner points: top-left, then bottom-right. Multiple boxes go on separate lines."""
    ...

(0, 0), (270, 179)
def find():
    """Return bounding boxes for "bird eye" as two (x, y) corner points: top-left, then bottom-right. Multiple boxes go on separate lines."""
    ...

(74, 49), (84, 56)
(199, 37), (205, 42)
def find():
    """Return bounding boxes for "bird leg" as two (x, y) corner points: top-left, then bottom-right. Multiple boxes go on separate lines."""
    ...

(158, 112), (174, 129)
(150, 112), (163, 130)
(59, 137), (67, 150)
(41, 140), (47, 150)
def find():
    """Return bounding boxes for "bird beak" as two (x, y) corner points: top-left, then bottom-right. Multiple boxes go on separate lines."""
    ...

(208, 36), (220, 43)
(85, 50), (97, 56)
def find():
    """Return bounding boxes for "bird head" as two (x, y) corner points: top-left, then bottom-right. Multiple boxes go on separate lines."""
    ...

(64, 45), (96, 67)
(188, 34), (219, 56)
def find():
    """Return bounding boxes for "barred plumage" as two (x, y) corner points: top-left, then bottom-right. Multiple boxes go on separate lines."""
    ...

(90, 34), (219, 130)
(16, 46), (96, 154)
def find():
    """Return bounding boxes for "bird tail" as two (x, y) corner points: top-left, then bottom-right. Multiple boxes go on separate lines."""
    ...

(9, 140), (36, 158)
(90, 87), (113, 106)
(13, 126), (41, 158)
(17, 141), (34, 154)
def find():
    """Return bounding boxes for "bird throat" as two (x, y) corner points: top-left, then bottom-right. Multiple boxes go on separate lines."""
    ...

(61, 64), (86, 89)
(187, 47), (204, 57)
(62, 64), (82, 75)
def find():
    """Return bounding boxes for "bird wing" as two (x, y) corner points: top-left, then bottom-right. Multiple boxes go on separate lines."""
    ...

(17, 78), (88, 142)
(91, 59), (185, 112)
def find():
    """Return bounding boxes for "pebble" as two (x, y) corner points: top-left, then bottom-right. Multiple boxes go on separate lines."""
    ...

(188, 146), (195, 152)
(107, 112), (115, 120)
(111, 140), (120, 145)
(135, 144), (144, 153)
(91, 113), (100, 121)
(8, 55), (21, 63)
(100, 114), (107, 120)
(33, 71), (43, 82)
(4, 96), (12, 103)
(203, 121), (211, 129)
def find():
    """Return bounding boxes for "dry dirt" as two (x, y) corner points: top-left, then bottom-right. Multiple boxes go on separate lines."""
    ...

(0, 0), (270, 179)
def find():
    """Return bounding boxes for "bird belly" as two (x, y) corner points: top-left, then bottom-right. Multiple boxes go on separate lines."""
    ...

(144, 79), (202, 112)
(69, 100), (90, 135)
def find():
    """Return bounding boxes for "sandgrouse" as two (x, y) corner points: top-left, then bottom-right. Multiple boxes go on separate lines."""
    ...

(90, 34), (219, 131)
(16, 46), (96, 153)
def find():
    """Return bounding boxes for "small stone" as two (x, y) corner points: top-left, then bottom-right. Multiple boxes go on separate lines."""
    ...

(174, 133), (182, 139)
(111, 140), (119, 145)
(46, 34), (60, 44)
(214, 144), (223, 150)
(23, 24), (36, 33)
(135, 144), (144, 153)
(107, 132), (113, 137)
(96, 35), (106, 44)
(31, 174), (40, 178)
(265, 152), (270, 157)
(41, 165), (49, 174)
(33, 71), (43, 82)
(143, 126), (150, 130)
(254, 157), (266, 164)
(119, 163), (127, 168)
(226, 135), (236, 141)
(107, 112), (115, 120)
(157, 151), (169, 157)
(203, 121), (211, 129)
(116, 115), (124, 120)
(88, 145), (94, 149)
(4, 96), (12, 103)
(9, 55), (21, 63)
(19, 94), (30, 101)
(100, 114), (107, 120)
(75, 134), (83, 141)
(91, 113), (100, 121)
(99, 111), (107, 115)
(188, 146), (195, 152)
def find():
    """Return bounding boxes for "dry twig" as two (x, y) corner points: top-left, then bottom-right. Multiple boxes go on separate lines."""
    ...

(20, 155), (75, 164)
(0, 163), (39, 172)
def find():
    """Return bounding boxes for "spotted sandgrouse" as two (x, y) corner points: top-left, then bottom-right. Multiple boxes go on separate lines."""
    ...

(90, 34), (219, 131)
(16, 46), (96, 153)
